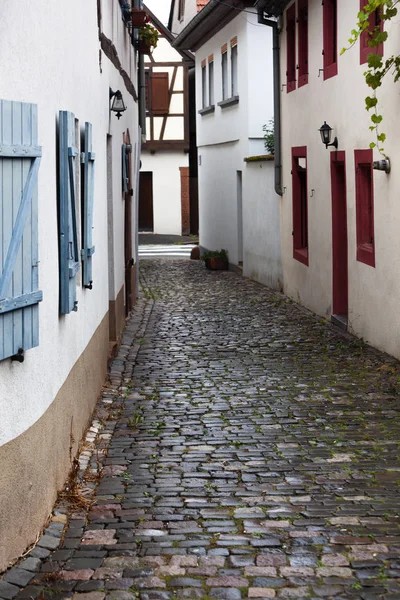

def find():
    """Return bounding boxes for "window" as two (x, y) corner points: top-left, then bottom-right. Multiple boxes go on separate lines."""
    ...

(292, 147), (308, 265)
(298, 0), (308, 87)
(231, 38), (238, 96)
(208, 55), (214, 106)
(360, 1), (383, 64)
(286, 3), (296, 92)
(221, 44), (228, 100)
(323, 0), (338, 79)
(178, 0), (185, 21)
(201, 60), (207, 108)
(145, 72), (169, 115)
(355, 149), (375, 267)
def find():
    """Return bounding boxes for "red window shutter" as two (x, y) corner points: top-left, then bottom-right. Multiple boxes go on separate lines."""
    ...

(292, 146), (308, 266)
(355, 149), (375, 267)
(151, 72), (169, 115)
(360, 1), (384, 65)
(286, 4), (296, 93)
(298, 0), (308, 87)
(323, 0), (338, 80)
(145, 70), (150, 111)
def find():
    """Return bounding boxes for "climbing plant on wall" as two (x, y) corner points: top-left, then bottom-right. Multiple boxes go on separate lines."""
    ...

(341, 0), (399, 156)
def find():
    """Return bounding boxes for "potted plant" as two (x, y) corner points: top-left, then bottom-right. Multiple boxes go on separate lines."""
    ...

(138, 24), (159, 54)
(202, 249), (229, 271)
(132, 8), (149, 27)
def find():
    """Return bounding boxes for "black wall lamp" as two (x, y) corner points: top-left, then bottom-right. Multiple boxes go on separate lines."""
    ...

(319, 121), (338, 149)
(110, 88), (127, 119)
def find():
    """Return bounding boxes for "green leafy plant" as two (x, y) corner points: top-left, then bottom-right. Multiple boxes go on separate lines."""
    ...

(202, 249), (228, 261)
(138, 24), (159, 50)
(262, 119), (275, 154)
(341, 0), (399, 155)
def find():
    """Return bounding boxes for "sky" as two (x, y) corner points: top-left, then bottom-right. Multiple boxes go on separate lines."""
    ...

(144, 0), (171, 27)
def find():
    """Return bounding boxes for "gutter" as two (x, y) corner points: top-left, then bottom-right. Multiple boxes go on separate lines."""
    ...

(134, 0), (146, 138)
(172, 0), (244, 50)
(258, 10), (283, 197)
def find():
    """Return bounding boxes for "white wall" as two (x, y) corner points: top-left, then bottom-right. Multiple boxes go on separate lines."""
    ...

(141, 151), (188, 235)
(280, 0), (400, 358)
(196, 10), (274, 269)
(0, 0), (138, 445)
(170, 0), (201, 35)
(243, 161), (282, 289)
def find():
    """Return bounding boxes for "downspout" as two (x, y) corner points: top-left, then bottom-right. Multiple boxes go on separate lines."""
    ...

(134, 0), (146, 139)
(258, 12), (283, 196)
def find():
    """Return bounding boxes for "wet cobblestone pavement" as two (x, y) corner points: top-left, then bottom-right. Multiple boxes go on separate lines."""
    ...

(3, 260), (400, 600)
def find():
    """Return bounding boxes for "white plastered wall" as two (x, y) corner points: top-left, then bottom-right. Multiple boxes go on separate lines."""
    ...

(196, 11), (274, 267)
(0, 0), (138, 445)
(280, 0), (400, 358)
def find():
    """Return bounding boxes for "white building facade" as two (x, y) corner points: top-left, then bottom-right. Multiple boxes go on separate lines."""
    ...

(260, 0), (400, 358)
(173, 0), (283, 288)
(0, 0), (140, 570)
(139, 8), (195, 236)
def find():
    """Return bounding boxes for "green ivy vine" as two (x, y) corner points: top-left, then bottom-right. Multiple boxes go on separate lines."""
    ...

(341, 0), (399, 156)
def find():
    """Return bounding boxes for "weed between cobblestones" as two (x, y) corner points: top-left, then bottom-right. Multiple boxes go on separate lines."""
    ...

(3, 260), (400, 599)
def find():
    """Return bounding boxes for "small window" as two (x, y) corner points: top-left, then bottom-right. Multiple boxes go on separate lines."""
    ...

(360, 1), (384, 64)
(178, 0), (185, 21)
(355, 149), (375, 267)
(323, 0), (338, 80)
(298, 0), (308, 87)
(231, 41), (238, 96)
(286, 4), (296, 92)
(201, 60), (207, 109)
(208, 58), (214, 106)
(221, 45), (228, 100)
(292, 147), (308, 265)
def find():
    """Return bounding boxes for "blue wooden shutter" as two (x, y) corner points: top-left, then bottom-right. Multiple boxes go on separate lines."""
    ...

(59, 111), (79, 314)
(81, 122), (96, 289)
(0, 100), (42, 361)
(122, 144), (128, 193)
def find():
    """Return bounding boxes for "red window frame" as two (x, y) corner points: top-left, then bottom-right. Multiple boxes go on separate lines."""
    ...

(292, 146), (308, 266)
(360, 0), (384, 65)
(355, 149), (375, 268)
(286, 4), (296, 92)
(323, 0), (338, 80)
(298, 0), (308, 87)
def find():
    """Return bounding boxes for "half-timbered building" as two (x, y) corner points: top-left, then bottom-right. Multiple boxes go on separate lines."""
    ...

(139, 7), (197, 235)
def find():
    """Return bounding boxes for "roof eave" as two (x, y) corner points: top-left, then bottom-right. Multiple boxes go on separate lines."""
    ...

(255, 0), (291, 16)
(173, 0), (252, 52)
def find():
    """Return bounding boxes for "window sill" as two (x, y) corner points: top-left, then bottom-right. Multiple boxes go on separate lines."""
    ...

(218, 96), (239, 108)
(198, 105), (215, 116)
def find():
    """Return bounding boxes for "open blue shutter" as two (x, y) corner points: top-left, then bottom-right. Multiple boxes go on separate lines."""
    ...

(81, 122), (95, 289)
(122, 144), (128, 193)
(0, 100), (42, 362)
(59, 111), (79, 314)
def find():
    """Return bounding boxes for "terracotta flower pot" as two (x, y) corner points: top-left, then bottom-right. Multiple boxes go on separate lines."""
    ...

(205, 257), (229, 271)
(138, 39), (152, 55)
(132, 9), (149, 27)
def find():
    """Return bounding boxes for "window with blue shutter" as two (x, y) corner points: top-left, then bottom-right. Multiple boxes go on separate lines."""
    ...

(59, 110), (80, 314)
(0, 100), (43, 362)
(81, 122), (95, 289)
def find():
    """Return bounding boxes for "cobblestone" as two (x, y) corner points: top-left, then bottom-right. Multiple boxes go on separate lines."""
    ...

(2, 260), (400, 599)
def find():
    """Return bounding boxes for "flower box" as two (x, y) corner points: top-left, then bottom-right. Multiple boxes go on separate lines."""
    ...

(132, 9), (149, 27)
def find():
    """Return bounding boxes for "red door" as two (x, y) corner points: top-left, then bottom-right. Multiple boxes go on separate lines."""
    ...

(331, 151), (348, 320)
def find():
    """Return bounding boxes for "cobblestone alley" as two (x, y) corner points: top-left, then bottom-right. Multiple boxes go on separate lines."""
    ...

(3, 260), (400, 600)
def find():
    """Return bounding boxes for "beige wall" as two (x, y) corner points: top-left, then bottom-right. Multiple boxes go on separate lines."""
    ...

(0, 315), (108, 572)
(280, 0), (400, 358)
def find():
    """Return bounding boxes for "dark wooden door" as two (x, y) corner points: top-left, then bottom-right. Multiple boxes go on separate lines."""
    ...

(331, 152), (348, 318)
(139, 172), (153, 231)
(124, 130), (134, 316)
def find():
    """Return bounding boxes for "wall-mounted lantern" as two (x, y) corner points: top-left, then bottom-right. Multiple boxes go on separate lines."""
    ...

(319, 121), (338, 149)
(110, 89), (127, 120)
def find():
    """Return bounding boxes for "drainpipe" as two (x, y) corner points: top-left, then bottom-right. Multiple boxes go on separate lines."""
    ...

(134, 0), (146, 138)
(258, 11), (283, 197)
